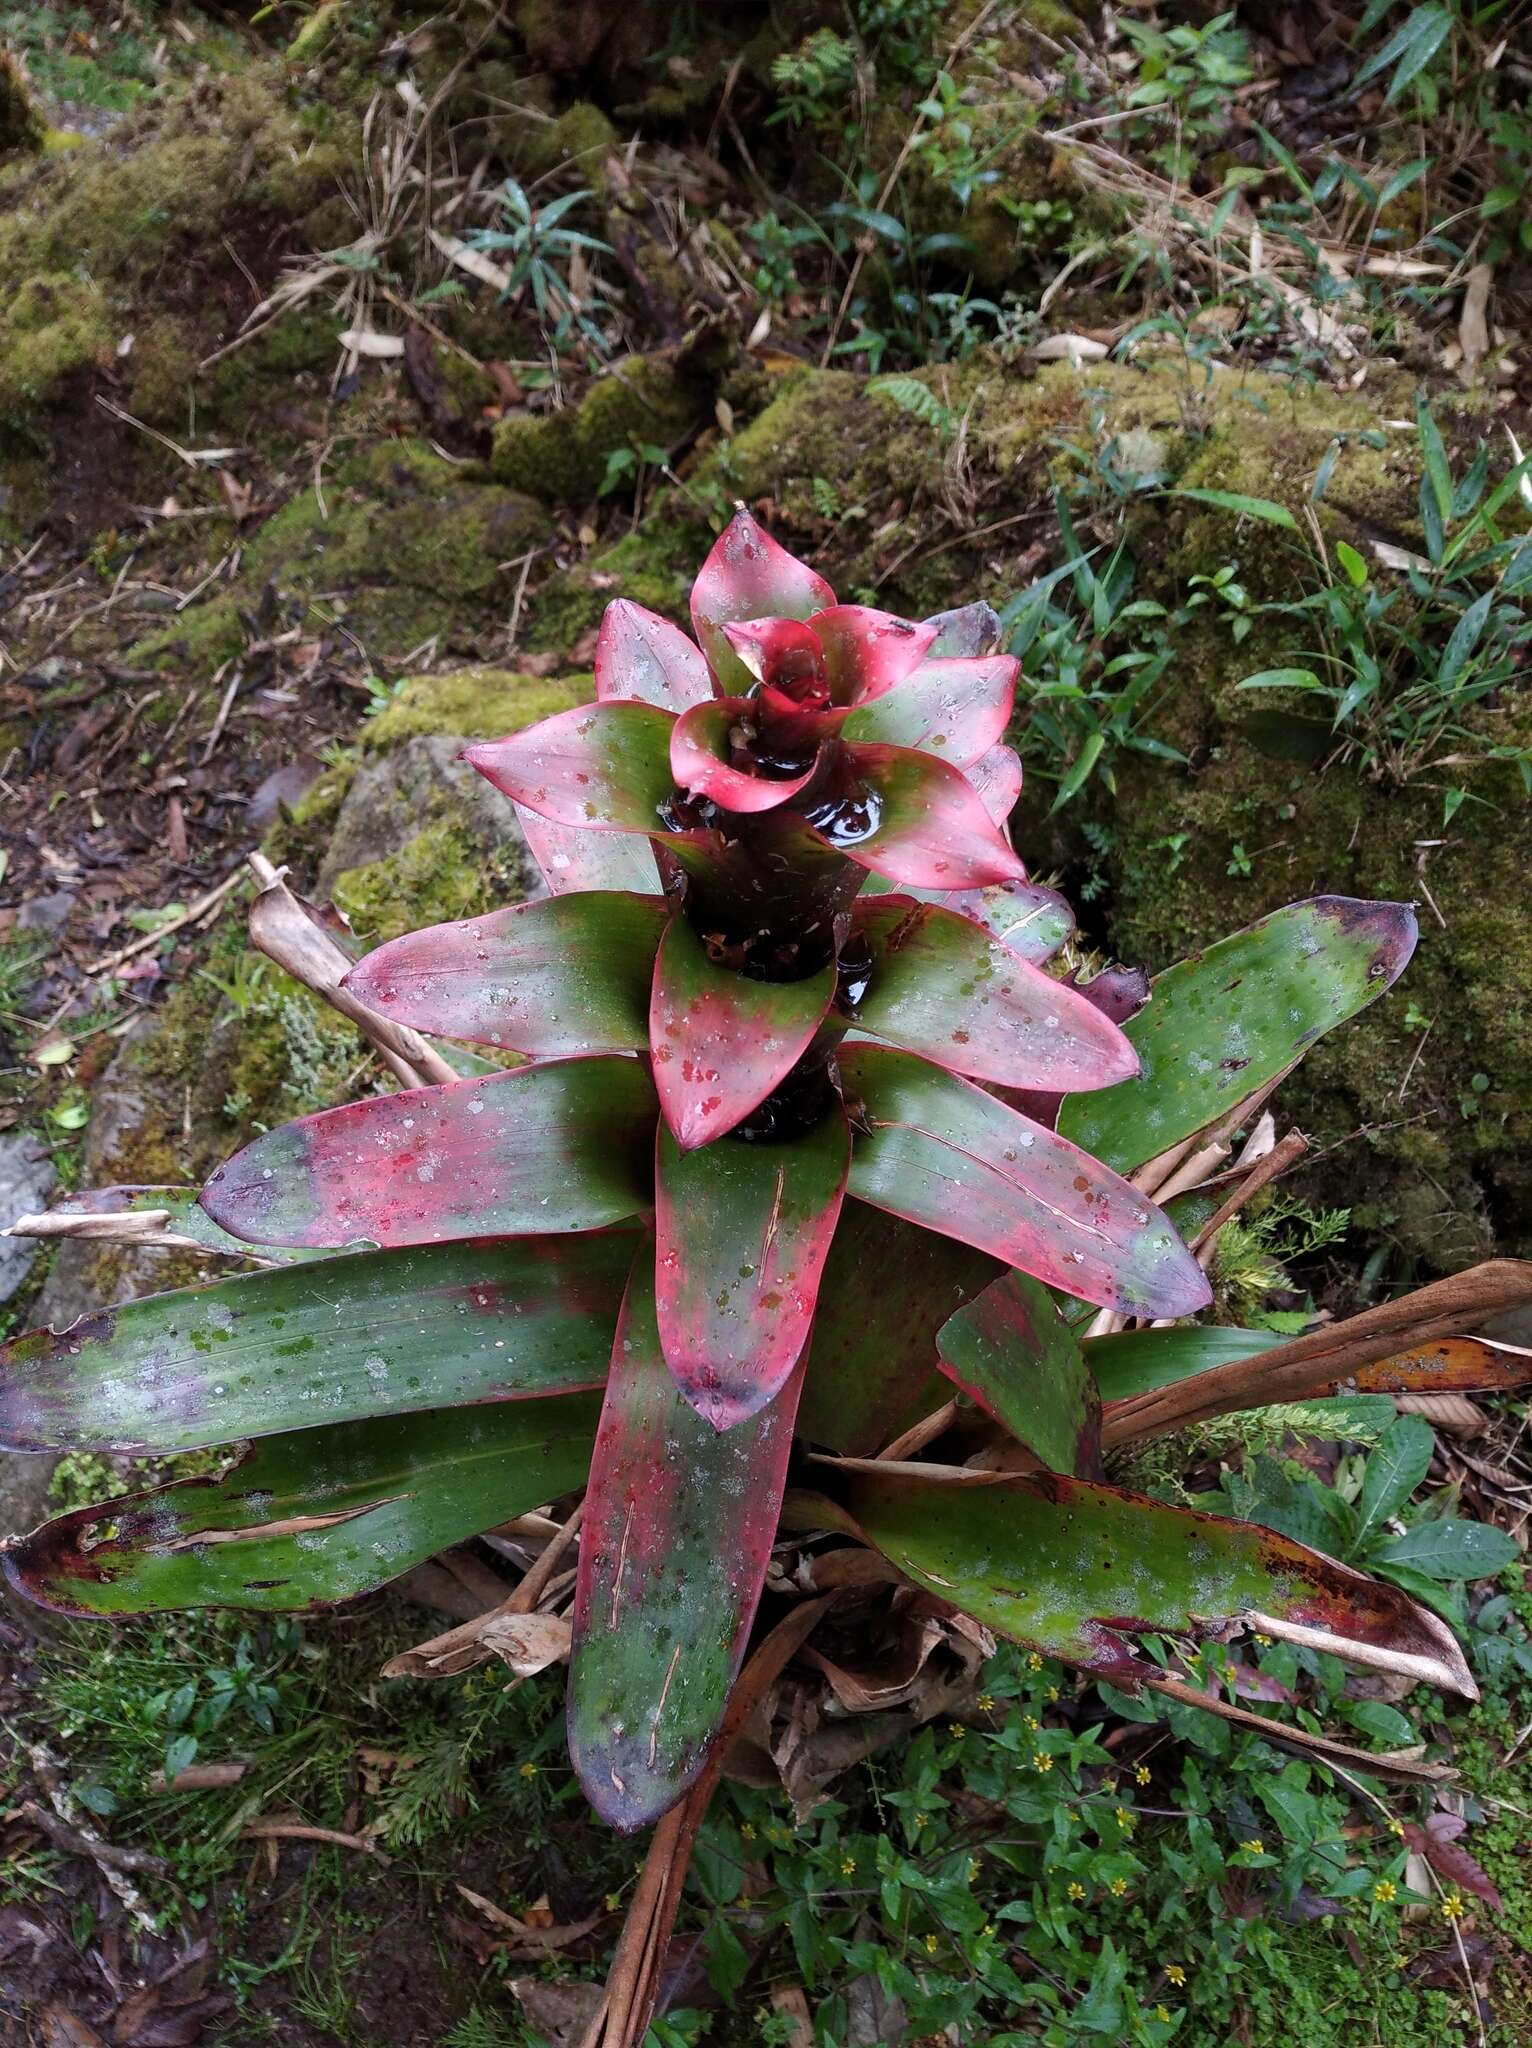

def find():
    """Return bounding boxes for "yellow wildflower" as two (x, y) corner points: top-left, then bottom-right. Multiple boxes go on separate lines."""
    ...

(1135, 1764), (1151, 1786)
(1032, 1751), (1052, 1773)
(924, 1933), (939, 1954)
(976, 1692), (995, 1712)
(740, 1822), (757, 1841)
(1068, 1881), (1086, 1901)
(840, 1854), (856, 1876)
(1027, 1652), (1043, 1671)
(1115, 1806), (1134, 1830)
(947, 1722), (965, 1740)
(1109, 1877), (1128, 1897)
(1373, 1880), (1397, 1904)
(1441, 1892), (1466, 1921)
(1166, 1965), (1186, 1987)
(1047, 1685), (1060, 1702)
(968, 1857), (981, 1881)
(1155, 2006), (1171, 2024)
(519, 1762), (538, 1779)
(1240, 1837), (1265, 1856)
(1023, 1714), (1040, 1731)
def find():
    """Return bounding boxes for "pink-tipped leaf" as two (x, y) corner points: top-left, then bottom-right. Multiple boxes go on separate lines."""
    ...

(690, 510), (835, 691)
(840, 1043), (1210, 1320)
(848, 897), (1140, 1092)
(201, 1058), (657, 1249)
(965, 743), (1023, 827)
(594, 598), (713, 710)
(808, 744), (1026, 889)
(465, 701), (675, 833)
(649, 915), (836, 1149)
(669, 698), (823, 814)
(569, 1255), (803, 1829)
(344, 893), (666, 1055)
(841, 654), (1018, 764)
(655, 1108), (849, 1429)
(810, 604), (939, 706)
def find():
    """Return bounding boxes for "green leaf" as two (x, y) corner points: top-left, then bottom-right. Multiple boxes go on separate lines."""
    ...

(822, 1464), (1474, 1694)
(1438, 589), (1492, 688)
(1087, 1325), (1282, 1403)
(1353, 1414), (1436, 1552)
(1058, 897), (1418, 1175)
(1372, 1519), (1520, 1581)
(1335, 541), (1368, 586)
(1353, 4), (1450, 102)
(1237, 667), (1323, 691)
(936, 1271), (1100, 1475)
(1417, 397), (1454, 522)
(1167, 488), (1299, 531)
(0, 1233), (635, 1454)
(568, 1260), (801, 1830)
(5, 1394), (602, 1615)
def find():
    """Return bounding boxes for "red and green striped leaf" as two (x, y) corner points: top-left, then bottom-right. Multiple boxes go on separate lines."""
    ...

(0, 1232), (634, 1454)
(514, 804), (662, 895)
(569, 1258), (801, 1830)
(594, 598), (713, 710)
(464, 701), (676, 833)
(966, 743), (1023, 827)
(650, 916), (836, 1149)
(840, 1043), (1211, 1320)
(813, 745), (1026, 889)
(840, 655), (1018, 764)
(937, 1270), (1101, 1475)
(690, 511), (836, 692)
(669, 698), (823, 814)
(5, 1393), (601, 1616)
(941, 879), (1073, 962)
(822, 1464), (1476, 1696)
(655, 1109), (849, 1429)
(848, 896), (1139, 1092)
(345, 893), (666, 1054)
(201, 1057), (657, 1250)
(1058, 897), (1419, 1175)
(798, 1202), (1001, 1453)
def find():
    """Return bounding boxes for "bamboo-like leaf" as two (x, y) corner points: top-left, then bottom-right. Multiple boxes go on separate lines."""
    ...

(798, 1201), (1001, 1454)
(1058, 897), (1418, 1174)
(842, 1044), (1211, 1320)
(848, 897), (1139, 1092)
(568, 1259), (801, 1830)
(649, 917), (836, 1149)
(5, 1394), (601, 1616)
(345, 894), (666, 1054)
(810, 745), (1026, 889)
(201, 1058), (657, 1249)
(655, 1110), (849, 1429)
(594, 597), (713, 709)
(840, 655), (1018, 763)
(464, 701), (676, 833)
(822, 1464), (1476, 1697)
(937, 1270), (1101, 1475)
(690, 510), (836, 691)
(0, 1233), (635, 1453)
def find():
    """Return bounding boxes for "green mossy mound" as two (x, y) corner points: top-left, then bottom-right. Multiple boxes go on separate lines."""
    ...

(491, 351), (713, 502)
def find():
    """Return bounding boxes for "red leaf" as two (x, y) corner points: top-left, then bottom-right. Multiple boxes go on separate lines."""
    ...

(809, 604), (938, 705)
(810, 744), (1026, 889)
(464, 701), (675, 833)
(841, 1043), (1211, 1320)
(649, 916), (836, 1149)
(594, 598), (713, 710)
(344, 893), (666, 1054)
(841, 654), (1018, 763)
(569, 1252), (802, 1827)
(849, 896), (1139, 1091)
(1404, 1821), (1504, 1912)
(654, 1109), (849, 1428)
(690, 510), (836, 691)
(201, 1058), (657, 1248)
(669, 698), (824, 814)
(966, 743), (1023, 826)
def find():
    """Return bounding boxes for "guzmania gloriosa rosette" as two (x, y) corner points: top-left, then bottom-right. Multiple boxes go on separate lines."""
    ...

(6, 510), (1527, 1836)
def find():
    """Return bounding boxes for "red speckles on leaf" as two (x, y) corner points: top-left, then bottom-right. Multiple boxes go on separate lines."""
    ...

(595, 598), (714, 710)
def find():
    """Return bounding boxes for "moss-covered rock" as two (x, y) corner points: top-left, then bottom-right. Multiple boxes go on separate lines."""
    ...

(0, 271), (109, 431)
(490, 352), (711, 501)
(359, 665), (589, 748)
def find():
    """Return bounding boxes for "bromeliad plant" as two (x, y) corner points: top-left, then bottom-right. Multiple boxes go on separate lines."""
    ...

(5, 513), (1530, 1867)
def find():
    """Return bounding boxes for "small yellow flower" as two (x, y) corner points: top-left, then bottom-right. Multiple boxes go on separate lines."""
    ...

(1047, 1685), (1060, 1702)
(519, 1762), (538, 1779)
(1109, 1877), (1128, 1897)
(1240, 1837), (1265, 1857)
(1032, 1751), (1052, 1773)
(947, 1722), (965, 1740)
(924, 1933), (939, 1954)
(913, 1812), (929, 1829)
(967, 1857), (981, 1881)
(1386, 1818), (1406, 1838)
(981, 1920), (994, 1937)
(1166, 1965), (1186, 1987)
(1441, 1892), (1466, 1922)
(1255, 1632), (1274, 1646)
(840, 1854), (856, 1876)
(1135, 1764), (1151, 1786)
(1155, 2006), (1171, 2025)
(1068, 1881), (1086, 1901)
(1023, 1714), (1040, 1731)
(1373, 1880), (1397, 1904)
(976, 1692), (995, 1712)
(740, 1822), (757, 1841)
(1027, 1653), (1044, 1671)
(605, 1892), (622, 1912)
(1115, 1806), (1134, 1830)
